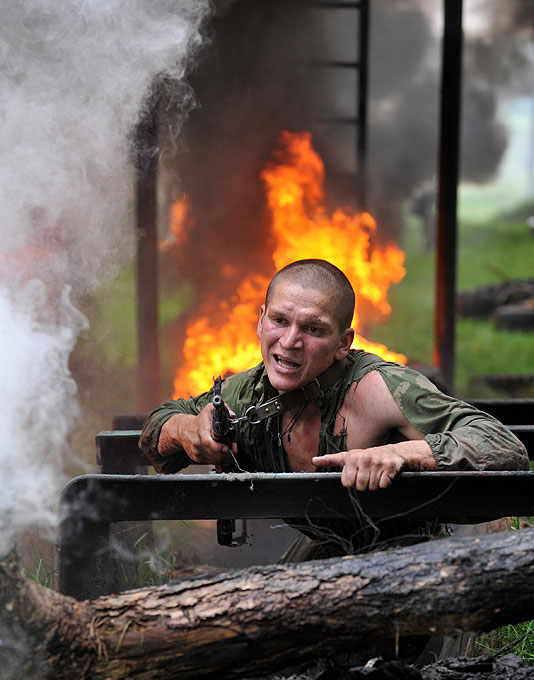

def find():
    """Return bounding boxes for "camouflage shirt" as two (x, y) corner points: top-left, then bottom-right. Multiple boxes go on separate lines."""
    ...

(139, 349), (528, 474)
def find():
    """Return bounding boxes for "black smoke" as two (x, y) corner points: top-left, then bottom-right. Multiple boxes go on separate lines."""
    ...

(162, 0), (533, 291)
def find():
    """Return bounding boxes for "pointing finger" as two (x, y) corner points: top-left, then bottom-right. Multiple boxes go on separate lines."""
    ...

(312, 453), (346, 468)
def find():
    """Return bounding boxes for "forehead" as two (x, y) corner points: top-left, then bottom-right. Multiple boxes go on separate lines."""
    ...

(267, 281), (336, 322)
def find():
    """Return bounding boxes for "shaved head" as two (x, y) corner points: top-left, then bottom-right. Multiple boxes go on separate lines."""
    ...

(266, 259), (355, 331)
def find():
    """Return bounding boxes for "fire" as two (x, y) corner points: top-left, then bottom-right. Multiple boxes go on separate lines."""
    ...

(172, 131), (406, 398)
(175, 274), (268, 397)
(160, 197), (190, 252)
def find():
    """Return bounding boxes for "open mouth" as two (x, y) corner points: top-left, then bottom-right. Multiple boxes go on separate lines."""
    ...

(274, 354), (301, 370)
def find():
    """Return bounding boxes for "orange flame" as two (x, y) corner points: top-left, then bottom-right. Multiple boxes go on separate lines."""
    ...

(172, 131), (406, 398)
(160, 197), (190, 252)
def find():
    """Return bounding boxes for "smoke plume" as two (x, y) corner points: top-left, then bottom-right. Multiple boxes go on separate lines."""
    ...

(156, 0), (532, 381)
(0, 0), (211, 558)
(162, 0), (533, 295)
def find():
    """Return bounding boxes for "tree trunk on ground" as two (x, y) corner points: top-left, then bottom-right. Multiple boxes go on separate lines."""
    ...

(2, 529), (534, 679)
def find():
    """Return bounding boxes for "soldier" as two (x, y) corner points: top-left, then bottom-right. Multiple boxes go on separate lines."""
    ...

(141, 258), (526, 478)
(140, 258), (528, 557)
(140, 260), (528, 661)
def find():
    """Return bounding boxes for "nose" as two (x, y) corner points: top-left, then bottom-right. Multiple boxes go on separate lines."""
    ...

(279, 324), (303, 349)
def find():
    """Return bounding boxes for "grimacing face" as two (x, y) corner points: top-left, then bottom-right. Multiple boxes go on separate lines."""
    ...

(257, 280), (353, 393)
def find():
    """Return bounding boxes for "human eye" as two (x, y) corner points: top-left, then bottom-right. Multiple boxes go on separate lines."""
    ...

(306, 325), (323, 336)
(271, 315), (286, 326)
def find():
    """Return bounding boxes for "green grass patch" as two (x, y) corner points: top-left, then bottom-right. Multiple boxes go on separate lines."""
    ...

(114, 531), (180, 590)
(83, 264), (137, 366)
(159, 281), (192, 327)
(476, 620), (534, 664)
(19, 536), (56, 589)
(456, 320), (534, 396)
(368, 201), (534, 396)
(458, 208), (534, 290)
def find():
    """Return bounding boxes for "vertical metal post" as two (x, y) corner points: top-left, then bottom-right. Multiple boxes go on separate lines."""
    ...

(433, 0), (463, 393)
(357, 0), (369, 208)
(135, 99), (160, 411)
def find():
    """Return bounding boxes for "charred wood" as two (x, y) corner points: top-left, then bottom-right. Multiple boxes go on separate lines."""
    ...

(2, 529), (534, 679)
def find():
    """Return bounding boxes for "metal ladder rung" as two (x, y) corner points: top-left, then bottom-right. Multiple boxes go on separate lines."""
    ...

(309, 60), (361, 69)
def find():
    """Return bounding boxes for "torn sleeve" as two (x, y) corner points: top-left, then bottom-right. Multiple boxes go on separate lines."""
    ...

(378, 364), (529, 471)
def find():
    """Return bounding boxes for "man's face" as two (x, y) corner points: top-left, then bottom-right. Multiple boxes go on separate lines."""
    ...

(257, 280), (354, 393)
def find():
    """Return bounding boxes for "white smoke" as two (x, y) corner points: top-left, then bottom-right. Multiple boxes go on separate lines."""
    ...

(0, 0), (211, 557)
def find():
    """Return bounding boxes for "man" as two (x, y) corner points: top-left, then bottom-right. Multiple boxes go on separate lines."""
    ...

(140, 259), (528, 555)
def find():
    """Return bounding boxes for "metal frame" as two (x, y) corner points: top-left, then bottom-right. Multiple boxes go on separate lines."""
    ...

(135, 98), (160, 411)
(309, 0), (370, 205)
(134, 1), (468, 400)
(57, 470), (534, 600)
(434, 0), (463, 391)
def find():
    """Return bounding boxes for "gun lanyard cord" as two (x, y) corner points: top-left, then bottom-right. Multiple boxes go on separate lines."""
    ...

(229, 450), (246, 473)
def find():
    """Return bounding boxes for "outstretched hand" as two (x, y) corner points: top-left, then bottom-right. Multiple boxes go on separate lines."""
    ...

(312, 445), (405, 491)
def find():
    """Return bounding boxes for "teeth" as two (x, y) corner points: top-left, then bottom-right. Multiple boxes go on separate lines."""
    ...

(276, 355), (300, 369)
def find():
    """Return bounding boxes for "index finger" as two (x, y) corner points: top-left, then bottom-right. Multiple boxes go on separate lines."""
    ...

(312, 452), (346, 468)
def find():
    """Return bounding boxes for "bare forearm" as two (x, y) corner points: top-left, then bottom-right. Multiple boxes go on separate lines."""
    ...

(158, 414), (195, 456)
(389, 439), (437, 471)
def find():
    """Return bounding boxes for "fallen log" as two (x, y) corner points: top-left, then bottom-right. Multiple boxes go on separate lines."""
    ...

(2, 528), (534, 679)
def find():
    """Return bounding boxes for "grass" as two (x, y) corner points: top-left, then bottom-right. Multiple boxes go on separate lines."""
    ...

(108, 520), (219, 590)
(76, 264), (191, 370)
(69, 261), (192, 462)
(368, 202), (534, 397)
(472, 516), (534, 663)
(456, 320), (534, 396)
(114, 531), (180, 590)
(476, 621), (534, 664)
(19, 535), (56, 589)
(457, 208), (534, 290)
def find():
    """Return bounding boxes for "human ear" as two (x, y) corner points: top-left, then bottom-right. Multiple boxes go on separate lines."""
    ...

(334, 327), (354, 360)
(257, 304), (266, 340)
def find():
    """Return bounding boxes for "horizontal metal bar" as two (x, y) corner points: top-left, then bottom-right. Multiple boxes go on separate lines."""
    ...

(57, 471), (534, 599)
(468, 399), (534, 425)
(310, 1), (364, 8)
(309, 60), (361, 69)
(59, 471), (534, 527)
(511, 425), (534, 448)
